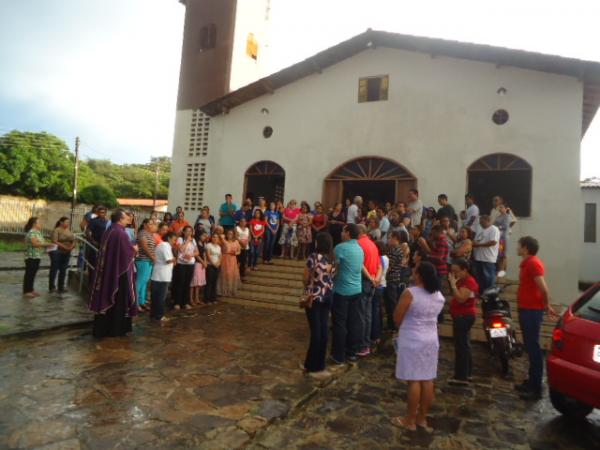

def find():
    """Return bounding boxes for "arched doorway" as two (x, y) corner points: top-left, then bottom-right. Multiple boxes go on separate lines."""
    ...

(244, 161), (285, 203)
(467, 153), (532, 217)
(323, 157), (417, 208)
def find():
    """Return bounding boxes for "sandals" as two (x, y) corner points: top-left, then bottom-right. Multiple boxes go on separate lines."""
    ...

(390, 417), (416, 431)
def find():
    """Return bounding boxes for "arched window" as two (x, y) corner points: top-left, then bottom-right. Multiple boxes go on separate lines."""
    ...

(199, 23), (216, 50)
(467, 153), (532, 217)
(244, 161), (285, 203)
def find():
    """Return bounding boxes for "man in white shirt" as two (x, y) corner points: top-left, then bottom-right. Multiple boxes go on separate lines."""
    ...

(472, 215), (500, 292)
(150, 232), (177, 321)
(346, 196), (363, 224)
(464, 194), (480, 233)
(406, 189), (423, 227)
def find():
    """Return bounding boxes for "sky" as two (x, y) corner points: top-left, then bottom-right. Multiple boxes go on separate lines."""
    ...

(0, 0), (598, 177)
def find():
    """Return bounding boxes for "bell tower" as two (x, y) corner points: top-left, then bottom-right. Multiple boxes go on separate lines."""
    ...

(176, 0), (271, 110)
(170, 0), (271, 213)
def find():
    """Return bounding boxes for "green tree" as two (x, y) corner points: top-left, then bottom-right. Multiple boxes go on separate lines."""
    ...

(78, 184), (118, 208)
(0, 131), (75, 200)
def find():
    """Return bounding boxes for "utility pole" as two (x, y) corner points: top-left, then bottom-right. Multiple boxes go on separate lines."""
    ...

(152, 161), (160, 212)
(70, 136), (80, 229)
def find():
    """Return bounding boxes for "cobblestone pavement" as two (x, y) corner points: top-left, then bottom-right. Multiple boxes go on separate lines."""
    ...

(0, 304), (598, 449)
(0, 268), (92, 337)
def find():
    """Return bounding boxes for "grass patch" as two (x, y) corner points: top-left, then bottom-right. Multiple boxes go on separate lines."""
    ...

(0, 240), (26, 252)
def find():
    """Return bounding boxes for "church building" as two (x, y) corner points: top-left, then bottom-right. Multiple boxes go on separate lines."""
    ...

(169, 0), (600, 303)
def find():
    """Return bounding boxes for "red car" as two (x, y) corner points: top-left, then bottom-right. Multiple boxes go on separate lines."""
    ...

(547, 283), (600, 418)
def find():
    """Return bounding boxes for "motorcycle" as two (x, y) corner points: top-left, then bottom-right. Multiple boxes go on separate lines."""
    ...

(480, 284), (523, 375)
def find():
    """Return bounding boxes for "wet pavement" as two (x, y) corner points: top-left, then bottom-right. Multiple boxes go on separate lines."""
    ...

(0, 267), (91, 337)
(0, 303), (598, 449)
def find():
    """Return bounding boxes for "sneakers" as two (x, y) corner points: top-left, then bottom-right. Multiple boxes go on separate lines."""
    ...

(328, 357), (345, 366)
(346, 355), (358, 363)
(357, 348), (371, 357)
(308, 370), (332, 380)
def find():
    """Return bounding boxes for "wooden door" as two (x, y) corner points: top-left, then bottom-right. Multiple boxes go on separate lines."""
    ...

(323, 180), (342, 209)
(395, 179), (417, 204)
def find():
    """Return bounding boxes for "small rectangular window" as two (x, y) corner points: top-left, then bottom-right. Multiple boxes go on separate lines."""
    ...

(246, 33), (258, 60)
(358, 75), (389, 103)
(584, 203), (597, 243)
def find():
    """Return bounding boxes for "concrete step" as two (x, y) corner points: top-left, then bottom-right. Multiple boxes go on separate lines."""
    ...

(244, 269), (303, 282)
(241, 282), (303, 296)
(220, 296), (302, 313)
(268, 258), (306, 268)
(255, 264), (305, 275)
(244, 275), (304, 289)
(236, 288), (299, 305)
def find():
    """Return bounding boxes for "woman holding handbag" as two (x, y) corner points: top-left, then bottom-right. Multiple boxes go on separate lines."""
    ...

(302, 231), (334, 380)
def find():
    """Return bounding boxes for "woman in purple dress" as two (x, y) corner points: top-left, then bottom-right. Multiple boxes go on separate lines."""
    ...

(392, 262), (445, 432)
(89, 210), (138, 338)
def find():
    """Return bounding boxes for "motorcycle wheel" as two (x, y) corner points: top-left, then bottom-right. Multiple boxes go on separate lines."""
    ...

(493, 338), (510, 375)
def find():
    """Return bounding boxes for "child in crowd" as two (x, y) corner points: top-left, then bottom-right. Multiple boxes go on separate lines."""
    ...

(172, 225), (198, 310)
(190, 231), (208, 306)
(249, 209), (267, 270)
(204, 233), (222, 303)
(150, 232), (177, 322)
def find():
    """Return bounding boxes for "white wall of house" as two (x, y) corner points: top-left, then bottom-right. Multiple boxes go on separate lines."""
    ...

(170, 46), (584, 303)
(580, 187), (600, 283)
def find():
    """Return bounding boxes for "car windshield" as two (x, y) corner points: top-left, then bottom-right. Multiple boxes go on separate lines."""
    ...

(572, 287), (600, 323)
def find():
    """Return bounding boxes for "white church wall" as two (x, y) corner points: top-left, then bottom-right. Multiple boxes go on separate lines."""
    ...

(199, 47), (582, 303)
(580, 188), (600, 283)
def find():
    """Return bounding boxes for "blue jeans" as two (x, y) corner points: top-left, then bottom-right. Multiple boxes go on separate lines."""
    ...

(135, 259), (153, 306)
(331, 292), (361, 362)
(474, 260), (496, 292)
(358, 279), (375, 350)
(249, 240), (263, 268)
(265, 229), (278, 262)
(519, 309), (545, 392)
(49, 250), (71, 291)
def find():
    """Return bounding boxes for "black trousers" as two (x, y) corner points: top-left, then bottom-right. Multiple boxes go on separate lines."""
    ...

(304, 296), (332, 372)
(331, 292), (361, 363)
(151, 281), (169, 320)
(23, 258), (41, 294)
(49, 251), (71, 291)
(452, 314), (476, 380)
(238, 249), (248, 277)
(384, 282), (405, 330)
(172, 264), (194, 307)
(204, 265), (220, 302)
(371, 288), (384, 342)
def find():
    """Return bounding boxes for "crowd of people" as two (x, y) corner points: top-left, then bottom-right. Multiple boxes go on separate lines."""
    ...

(21, 188), (556, 428)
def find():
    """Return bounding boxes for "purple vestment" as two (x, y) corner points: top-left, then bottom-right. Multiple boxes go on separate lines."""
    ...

(89, 223), (138, 317)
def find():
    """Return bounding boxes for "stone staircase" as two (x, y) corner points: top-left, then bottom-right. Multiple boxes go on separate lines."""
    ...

(221, 259), (560, 348)
(220, 259), (305, 313)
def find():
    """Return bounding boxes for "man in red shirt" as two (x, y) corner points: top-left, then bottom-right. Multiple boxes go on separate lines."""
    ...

(356, 225), (382, 357)
(514, 236), (557, 400)
(170, 211), (191, 235)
